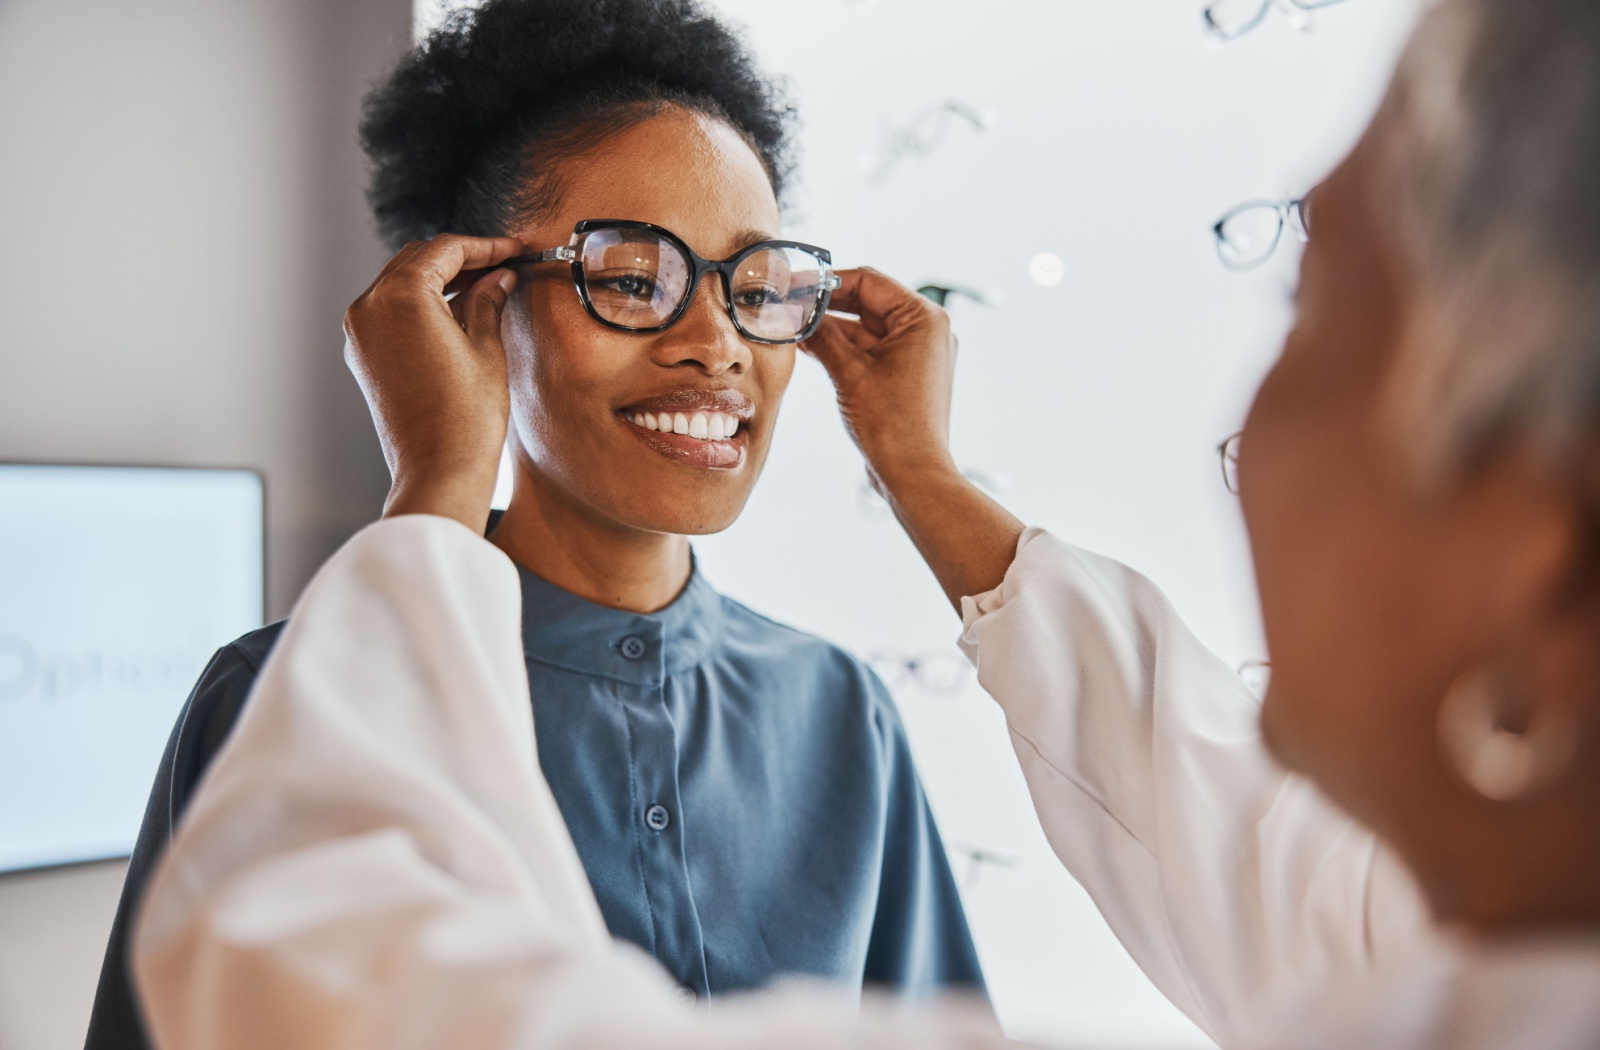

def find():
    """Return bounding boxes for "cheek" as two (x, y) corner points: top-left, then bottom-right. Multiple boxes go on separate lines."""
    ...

(505, 290), (614, 454)
(1241, 340), (1458, 803)
(1241, 334), (1402, 773)
(508, 299), (640, 492)
(755, 347), (796, 416)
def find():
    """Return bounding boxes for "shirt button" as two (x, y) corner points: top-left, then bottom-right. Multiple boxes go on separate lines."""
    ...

(645, 803), (671, 831)
(620, 636), (647, 660)
(674, 985), (698, 1005)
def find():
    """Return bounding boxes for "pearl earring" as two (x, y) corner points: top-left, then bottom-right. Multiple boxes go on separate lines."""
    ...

(1436, 667), (1578, 803)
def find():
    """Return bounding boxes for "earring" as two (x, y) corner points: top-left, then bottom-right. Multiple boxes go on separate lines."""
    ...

(1436, 667), (1578, 803)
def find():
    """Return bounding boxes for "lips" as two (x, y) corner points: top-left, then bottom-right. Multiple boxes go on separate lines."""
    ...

(616, 389), (754, 471)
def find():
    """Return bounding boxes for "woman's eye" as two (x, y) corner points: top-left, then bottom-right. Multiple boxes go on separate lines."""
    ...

(593, 272), (656, 298)
(734, 285), (783, 308)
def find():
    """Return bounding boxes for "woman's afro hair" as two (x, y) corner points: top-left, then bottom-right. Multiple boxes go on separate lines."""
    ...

(360, 0), (796, 251)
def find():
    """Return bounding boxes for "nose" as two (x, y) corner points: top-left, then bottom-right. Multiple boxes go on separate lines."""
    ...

(651, 274), (753, 375)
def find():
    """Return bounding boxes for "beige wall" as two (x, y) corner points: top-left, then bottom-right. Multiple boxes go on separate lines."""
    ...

(0, 0), (411, 1045)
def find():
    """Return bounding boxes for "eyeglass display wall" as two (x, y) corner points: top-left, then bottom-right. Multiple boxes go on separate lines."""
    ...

(685, 2), (1423, 1046)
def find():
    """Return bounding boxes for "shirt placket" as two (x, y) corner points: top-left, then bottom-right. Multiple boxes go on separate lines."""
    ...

(614, 619), (708, 997)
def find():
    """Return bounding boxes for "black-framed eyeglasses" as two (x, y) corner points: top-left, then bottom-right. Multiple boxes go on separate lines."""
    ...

(505, 219), (841, 345)
(1212, 196), (1309, 272)
(1203, 0), (1352, 43)
(1219, 432), (1242, 494)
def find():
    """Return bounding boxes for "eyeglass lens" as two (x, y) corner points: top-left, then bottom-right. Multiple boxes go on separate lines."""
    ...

(730, 246), (832, 341)
(579, 228), (830, 341)
(1238, 660), (1272, 698)
(1204, 0), (1351, 41)
(581, 228), (691, 330)
(868, 651), (972, 695)
(1215, 204), (1287, 271)
(1220, 433), (1242, 494)
(1205, 0), (1274, 39)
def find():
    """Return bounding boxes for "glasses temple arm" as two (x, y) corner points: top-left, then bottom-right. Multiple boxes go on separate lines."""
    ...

(501, 246), (577, 268)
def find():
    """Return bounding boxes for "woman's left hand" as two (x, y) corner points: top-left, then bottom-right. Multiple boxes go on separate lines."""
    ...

(342, 234), (526, 535)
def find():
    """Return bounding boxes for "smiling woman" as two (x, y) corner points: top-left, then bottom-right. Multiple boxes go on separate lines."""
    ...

(82, 2), (986, 1048)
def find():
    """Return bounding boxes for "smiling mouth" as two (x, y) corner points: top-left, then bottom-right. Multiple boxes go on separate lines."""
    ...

(625, 410), (741, 441)
(616, 391), (754, 471)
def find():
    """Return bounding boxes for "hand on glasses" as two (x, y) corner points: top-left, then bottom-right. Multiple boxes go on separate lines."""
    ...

(344, 233), (526, 535)
(801, 268), (959, 485)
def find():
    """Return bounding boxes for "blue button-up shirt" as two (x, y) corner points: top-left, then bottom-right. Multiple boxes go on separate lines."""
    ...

(514, 563), (984, 997)
(86, 558), (985, 1048)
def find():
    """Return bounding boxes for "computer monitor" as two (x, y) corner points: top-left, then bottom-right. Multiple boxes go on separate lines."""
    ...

(0, 464), (265, 873)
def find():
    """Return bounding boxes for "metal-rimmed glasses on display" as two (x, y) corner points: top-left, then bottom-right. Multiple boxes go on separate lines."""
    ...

(1213, 197), (1309, 271)
(1203, 0), (1352, 43)
(947, 839), (1021, 890)
(1238, 660), (1272, 698)
(505, 219), (842, 345)
(868, 649), (974, 697)
(1220, 432), (1243, 494)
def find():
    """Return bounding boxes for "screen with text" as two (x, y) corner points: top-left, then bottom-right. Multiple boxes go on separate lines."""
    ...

(0, 465), (264, 872)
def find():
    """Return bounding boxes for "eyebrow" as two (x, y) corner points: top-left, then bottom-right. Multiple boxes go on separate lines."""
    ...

(729, 227), (780, 251)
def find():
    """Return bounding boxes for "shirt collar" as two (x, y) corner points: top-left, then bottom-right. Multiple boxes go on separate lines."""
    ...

(514, 558), (724, 685)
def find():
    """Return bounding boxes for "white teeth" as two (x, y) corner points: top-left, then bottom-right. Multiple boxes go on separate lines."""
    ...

(626, 410), (746, 440)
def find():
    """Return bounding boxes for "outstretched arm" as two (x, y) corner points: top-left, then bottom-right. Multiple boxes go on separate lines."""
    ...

(803, 269), (1430, 1044)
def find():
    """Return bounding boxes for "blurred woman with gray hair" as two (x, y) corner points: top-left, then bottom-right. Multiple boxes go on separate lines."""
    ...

(130, 0), (1600, 1047)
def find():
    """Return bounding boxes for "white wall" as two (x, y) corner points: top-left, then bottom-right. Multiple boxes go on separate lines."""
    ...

(0, 0), (411, 1045)
(692, 1), (1424, 1046)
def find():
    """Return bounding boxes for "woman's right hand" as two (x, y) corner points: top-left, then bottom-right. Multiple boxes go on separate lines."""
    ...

(343, 234), (526, 535)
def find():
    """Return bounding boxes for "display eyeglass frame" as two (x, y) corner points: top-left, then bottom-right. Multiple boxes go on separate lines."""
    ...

(1203, 0), (1353, 44)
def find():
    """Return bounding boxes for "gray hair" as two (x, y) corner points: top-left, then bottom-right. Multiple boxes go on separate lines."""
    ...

(1376, 0), (1600, 484)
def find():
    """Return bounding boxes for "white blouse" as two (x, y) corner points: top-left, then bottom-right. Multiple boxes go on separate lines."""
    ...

(959, 529), (1600, 1049)
(131, 517), (1600, 1049)
(958, 527), (1431, 1043)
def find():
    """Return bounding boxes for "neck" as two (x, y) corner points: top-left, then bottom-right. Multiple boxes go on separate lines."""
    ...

(489, 466), (692, 614)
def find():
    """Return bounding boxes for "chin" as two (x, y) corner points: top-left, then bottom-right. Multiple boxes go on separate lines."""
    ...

(640, 507), (746, 536)
(605, 490), (750, 537)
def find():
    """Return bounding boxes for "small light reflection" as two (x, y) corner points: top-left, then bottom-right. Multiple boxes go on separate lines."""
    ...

(1028, 251), (1066, 287)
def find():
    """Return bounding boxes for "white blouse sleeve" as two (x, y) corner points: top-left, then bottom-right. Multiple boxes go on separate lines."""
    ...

(130, 516), (1005, 1050)
(958, 528), (1430, 1046)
